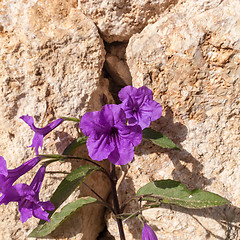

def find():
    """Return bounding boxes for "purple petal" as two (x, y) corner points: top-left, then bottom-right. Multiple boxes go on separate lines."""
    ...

(0, 157), (41, 193)
(86, 135), (115, 161)
(119, 86), (162, 129)
(142, 223), (158, 240)
(118, 85), (137, 101)
(30, 166), (46, 196)
(0, 184), (31, 205)
(39, 201), (55, 211)
(29, 133), (43, 155)
(8, 157), (41, 179)
(20, 115), (35, 131)
(118, 124), (142, 147)
(33, 205), (50, 222)
(137, 86), (154, 100)
(141, 101), (162, 123)
(20, 115), (63, 136)
(20, 115), (64, 154)
(100, 104), (126, 126)
(79, 111), (107, 138)
(108, 140), (135, 165)
(0, 156), (8, 177)
(19, 206), (33, 223)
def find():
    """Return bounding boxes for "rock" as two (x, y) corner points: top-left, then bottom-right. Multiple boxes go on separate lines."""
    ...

(78, 0), (178, 42)
(106, 0), (240, 239)
(0, 1), (112, 239)
(105, 43), (132, 86)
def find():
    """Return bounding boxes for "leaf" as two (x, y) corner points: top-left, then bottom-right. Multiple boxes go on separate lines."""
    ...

(62, 136), (88, 155)
(142, 128), (180, 150)
(29, 197), (97, 237)
(137, 179), (229, 209)
(49, 164), (100, 217)
(29, 165), (99, 237)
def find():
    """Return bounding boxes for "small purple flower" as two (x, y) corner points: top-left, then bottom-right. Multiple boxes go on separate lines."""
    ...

(79, 104), (142, 165)
(0, 166), (54, 222)
(0, 156), (41, 194)
(142, 223), (158, 240)
(20, 115), (64, 155)
(119, 86), (162, 129)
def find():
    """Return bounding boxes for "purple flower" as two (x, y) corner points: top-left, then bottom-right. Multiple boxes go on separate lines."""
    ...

(0, 166), (54, 222)
(20, 115), (64, 155)
(79, 104), (142, 165)
(119, 86), (162, 129)
(0, 156), (41, 195)
(142, 223), (158, 240)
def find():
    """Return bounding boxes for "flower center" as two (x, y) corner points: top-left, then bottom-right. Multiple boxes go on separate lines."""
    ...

(110, 127), (118, 136)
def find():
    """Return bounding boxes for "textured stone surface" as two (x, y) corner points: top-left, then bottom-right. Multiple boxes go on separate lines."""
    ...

(0, 1), (112, 239)
(106, 0), (240, 239)
(105, 43), (132, 86)
(78, 0), (178, 42)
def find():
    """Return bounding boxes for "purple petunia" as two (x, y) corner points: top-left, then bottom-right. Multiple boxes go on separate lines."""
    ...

(142, 223), (158, 240)
(0, 166), (54, 222)
(0, 156), (41, 195)
(79, 104), (142, 165)
(20, 115), (64, 155)
(119, 86), (162, 129)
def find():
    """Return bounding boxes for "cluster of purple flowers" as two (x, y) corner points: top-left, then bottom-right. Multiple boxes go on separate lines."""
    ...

(0, 85), (162, 239)
(80, 86), (162, 165)
(0, 116), (63, 222)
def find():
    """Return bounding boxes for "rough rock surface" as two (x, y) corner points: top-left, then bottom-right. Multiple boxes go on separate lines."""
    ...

(78, 0), (178, 43)
(107, 0), (240, 239)
(105, 42), (132, 86)
(0, 1), (112, 239)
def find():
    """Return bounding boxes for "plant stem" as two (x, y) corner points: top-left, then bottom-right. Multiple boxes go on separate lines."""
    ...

(82, 182), (114, 213)
(110, 163), (126, 240)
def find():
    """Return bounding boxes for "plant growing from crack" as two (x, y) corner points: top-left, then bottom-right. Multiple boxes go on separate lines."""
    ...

(0, 86), (229, 239)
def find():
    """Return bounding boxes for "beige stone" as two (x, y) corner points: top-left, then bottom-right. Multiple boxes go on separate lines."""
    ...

(78, 0), (178, 43)
(0, 1), (112, 239)
(105, 0), (240, 239)
(105, 43), (132, 86)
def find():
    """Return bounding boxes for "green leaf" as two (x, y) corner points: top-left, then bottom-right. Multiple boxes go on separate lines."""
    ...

(29, 165), (99, 237)
(62, 136), (88, 155)
(142, 128), (180, 150)
(137, 179), (229, 209)
(49, 164), (100, 216)
(29, 197), (97, 237)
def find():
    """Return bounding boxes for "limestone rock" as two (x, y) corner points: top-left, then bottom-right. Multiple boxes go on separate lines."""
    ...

(78, 0), (178, 42)
(107, 0), (240, 239)
(0, 1), (112, 239)
(105, 43), (132, 86)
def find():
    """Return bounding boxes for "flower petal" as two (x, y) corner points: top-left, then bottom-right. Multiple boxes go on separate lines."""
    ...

(142, 223), (158, 240)
(20, 115), (63, 136)
(79, 111), (107, 138)
(86, 135), (115, 161)
(39, 201), (55, 211)
(20, 115), (63, 154)
(118, 85), (137, 101)
(0, 156), (8, 177)
(108, 140), (135, 165)
(19, 206), (33, 223)
(33, 205), (50, 222)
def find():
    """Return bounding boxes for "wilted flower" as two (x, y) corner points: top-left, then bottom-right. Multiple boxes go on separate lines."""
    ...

(142, 223), (158, 240)
(119, 86), (162, 129)
(0, 166), (54, 222)
(20, 115), (64, 155)
(0, 156), (41, 194)
(79, 104), (142, 165)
